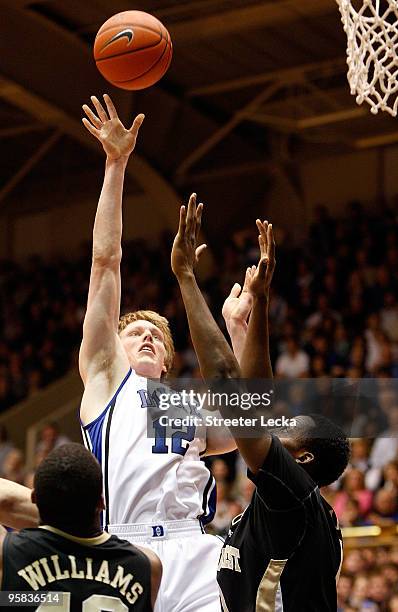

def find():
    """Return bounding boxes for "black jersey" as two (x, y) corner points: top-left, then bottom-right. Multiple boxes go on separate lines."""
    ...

(217, 436), (342, 612)
(2, 526), (153, 611)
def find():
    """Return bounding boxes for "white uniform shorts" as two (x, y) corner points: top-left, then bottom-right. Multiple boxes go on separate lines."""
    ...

(109, 519), (222, 612)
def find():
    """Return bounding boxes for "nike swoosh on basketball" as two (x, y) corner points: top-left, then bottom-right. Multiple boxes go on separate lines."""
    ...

(101, 29), (134, 52)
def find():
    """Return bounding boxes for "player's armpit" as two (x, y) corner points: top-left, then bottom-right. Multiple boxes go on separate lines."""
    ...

(0, 479), (38, 530)
(136, 546), (162, 611)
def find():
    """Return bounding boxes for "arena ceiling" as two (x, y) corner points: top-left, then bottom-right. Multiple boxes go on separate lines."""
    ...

(1, 0), (397, 236)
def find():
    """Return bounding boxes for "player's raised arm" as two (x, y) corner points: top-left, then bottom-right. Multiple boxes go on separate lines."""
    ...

(79, 95), (144, 423)
(171, 194), (240, 380)
(222, 267), (253, 364)
(227, 221), (276, 473)
(0, 478), (38, 529)
(240, 221), (275, 379)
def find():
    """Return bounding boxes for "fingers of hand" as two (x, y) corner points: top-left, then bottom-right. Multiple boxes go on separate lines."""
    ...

(103, 94), (118, 120)
(267, 223), (275, 261)
(256, 219), (269, 253)
(243, 267), (252, 291)
(130, 113), (145, 137)
(178, 205), (186, 237)
(82, 104), (102, 129)
(82, 118), (100, 137)
(235, 292), (253, 320)
(230, 283), (242, 298)
(258, 235), (266, 259)
(195, 244), (207, 261)
(90, 96), (108, 122)
(195, 202), (203, 241)
(186, 193), (196, 237)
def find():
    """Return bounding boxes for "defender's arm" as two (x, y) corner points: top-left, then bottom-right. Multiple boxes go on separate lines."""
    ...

(171, 195), (240, 381)
(224, 222), (276, 473)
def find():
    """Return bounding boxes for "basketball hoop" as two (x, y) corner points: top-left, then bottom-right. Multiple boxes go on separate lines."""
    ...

(336, 0), (398, 116)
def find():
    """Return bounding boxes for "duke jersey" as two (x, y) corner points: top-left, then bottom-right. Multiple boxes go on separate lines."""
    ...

(81, 369), (216, 528)
(2, 526), (152, 611)
(217, 436), (342, 612)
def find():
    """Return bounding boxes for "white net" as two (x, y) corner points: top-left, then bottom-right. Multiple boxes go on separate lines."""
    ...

(336, 0), (398, 116)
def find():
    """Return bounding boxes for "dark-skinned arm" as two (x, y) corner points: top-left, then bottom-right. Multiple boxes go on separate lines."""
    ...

(240, 221), (274, 379)
(229, 221), (276, 474)
(171, 194), (240, 380)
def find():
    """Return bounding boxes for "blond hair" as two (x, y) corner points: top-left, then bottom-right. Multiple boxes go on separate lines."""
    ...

(118, 310), (175, 374)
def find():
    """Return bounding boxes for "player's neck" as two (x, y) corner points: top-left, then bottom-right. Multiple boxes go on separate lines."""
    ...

(46, 521), (102, 539)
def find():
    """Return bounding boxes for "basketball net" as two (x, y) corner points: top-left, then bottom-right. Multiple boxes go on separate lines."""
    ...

(336, 0), (398, 116)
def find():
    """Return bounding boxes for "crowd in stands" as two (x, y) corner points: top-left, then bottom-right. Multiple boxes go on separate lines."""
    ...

(1, 201), (398, 410)
(1, 200), (398, 609)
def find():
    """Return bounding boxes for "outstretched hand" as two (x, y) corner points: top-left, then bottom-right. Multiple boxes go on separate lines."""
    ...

(82, 94), (144, 161)
(222, 267), (254, 330)
(246, 220), (276, 298)
(171, 193), (207, 279)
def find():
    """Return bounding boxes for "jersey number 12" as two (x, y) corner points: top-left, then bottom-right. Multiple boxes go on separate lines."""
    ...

(152, 418), (195, 456)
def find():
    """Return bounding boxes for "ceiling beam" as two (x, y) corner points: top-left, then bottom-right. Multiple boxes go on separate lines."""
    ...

(0, 75), (179, 225)
(178, 160), (275, 185)
(296, 107), (367, 129)
(244, 107), (367, 130)
(355, 131), (398, 149)
(0, 130), (61, 205)
(176, 81), (282, 178)
(169, 0), (335, 43)
(0, 124), (47, 138)
(188, 58), (347, 97)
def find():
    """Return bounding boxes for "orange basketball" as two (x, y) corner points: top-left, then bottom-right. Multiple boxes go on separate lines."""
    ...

(94, 11), (172, 91)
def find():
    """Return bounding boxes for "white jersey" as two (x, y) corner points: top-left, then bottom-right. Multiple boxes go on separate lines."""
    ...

(81, 369), (216, 528)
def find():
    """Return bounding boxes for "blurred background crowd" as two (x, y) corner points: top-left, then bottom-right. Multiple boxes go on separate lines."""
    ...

(1, 200), (398, 610)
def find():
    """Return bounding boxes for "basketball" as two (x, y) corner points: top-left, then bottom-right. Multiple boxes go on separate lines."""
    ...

(94, 11), (172, 91)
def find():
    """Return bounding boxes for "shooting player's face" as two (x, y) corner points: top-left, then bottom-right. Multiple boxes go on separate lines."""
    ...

(120, 320), (167, 378)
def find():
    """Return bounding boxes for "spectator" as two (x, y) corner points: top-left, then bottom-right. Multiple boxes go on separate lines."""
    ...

(350, 439), (371, 472)
(36, 422), (70, 457)
(368, 489), (398, 526)
(337, 573), (353, 610)
(381, 292), (398, 342)
(0, 425), (15, 473)
(382, 460), (398, 491)
(1, 448), (25, 484)
(350, 574), (370, 609)
(334, 468), (373, 520)
(306, 294), (340, 331)
(389, 594), (398, 612)
(366, 572), (392, 610)
(367, 407), (398, 490)
(275, 336), (310, 378)
(339, 496), (370, 527)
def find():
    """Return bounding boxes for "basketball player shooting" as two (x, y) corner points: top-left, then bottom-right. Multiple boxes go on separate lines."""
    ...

(217, 221), (350, 611)
(79, 94), (237, 612)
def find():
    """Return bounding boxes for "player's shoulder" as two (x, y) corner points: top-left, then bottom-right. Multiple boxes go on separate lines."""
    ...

(249, 436), (317, 509)
(104, 535), (158, 570)
(134, 545), (162, 582)
(135, 545), (161, 567)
